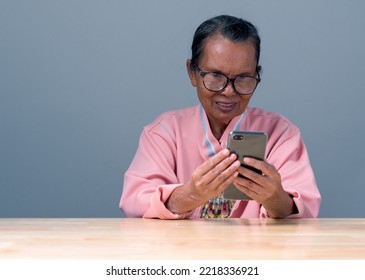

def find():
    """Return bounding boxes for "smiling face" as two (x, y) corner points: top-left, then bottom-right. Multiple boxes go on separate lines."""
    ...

(187, 34), (258, 138)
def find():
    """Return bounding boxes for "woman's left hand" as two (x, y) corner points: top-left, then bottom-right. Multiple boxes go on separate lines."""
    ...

(233, 157), (295, 218)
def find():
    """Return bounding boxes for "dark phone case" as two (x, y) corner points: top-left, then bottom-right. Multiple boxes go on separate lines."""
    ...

(223, 131), (267, 200)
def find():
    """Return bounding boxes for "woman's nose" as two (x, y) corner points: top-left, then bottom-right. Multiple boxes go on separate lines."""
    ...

(220, 79), (237, 96)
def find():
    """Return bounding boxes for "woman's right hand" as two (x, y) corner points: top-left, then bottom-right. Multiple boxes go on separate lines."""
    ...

(166, 149), (240, 214)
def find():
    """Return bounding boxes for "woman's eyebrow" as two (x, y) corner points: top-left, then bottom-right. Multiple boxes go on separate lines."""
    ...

(208, 68), (254, 77)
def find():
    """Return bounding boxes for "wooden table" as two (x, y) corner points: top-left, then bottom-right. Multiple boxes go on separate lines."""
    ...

(0, 218), (364, 259)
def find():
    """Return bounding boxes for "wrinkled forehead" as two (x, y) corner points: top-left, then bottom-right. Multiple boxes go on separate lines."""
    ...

(200, 35), (257, 76)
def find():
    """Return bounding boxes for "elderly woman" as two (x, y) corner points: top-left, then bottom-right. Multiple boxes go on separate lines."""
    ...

(120, 15), (321, 219)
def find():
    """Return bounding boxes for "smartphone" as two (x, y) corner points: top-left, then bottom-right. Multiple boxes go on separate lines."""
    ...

(223, 131), (267, 200)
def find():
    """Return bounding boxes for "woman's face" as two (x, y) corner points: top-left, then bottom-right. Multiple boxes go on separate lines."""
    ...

(187, 35), (258, 130)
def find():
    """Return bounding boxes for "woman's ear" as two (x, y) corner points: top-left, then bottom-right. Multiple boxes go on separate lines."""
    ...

(186, 59), (197, 87)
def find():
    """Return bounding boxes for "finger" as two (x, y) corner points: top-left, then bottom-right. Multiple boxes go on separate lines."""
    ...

(191, 150), (238, 191)
(190, 156), (240, 199)
(233, 175), (262, 196)
(197, 149), (231, 175)
(204, 154), (239, 186)
(238, 164), (266, 186)
(209, 160), (241, 190)
(243, 157), (276, 176)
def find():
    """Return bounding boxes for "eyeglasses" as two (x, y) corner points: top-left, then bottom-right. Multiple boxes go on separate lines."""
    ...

(196, 66), (261, 95)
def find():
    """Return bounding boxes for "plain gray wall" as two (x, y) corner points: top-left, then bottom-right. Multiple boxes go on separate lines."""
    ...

(1, 0), (364, 218)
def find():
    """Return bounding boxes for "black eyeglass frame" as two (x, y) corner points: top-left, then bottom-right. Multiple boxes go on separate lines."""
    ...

(195, 66), (261, 95)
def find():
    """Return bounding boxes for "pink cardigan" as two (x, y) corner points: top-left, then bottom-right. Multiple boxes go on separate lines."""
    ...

(120, 105), (321, 219)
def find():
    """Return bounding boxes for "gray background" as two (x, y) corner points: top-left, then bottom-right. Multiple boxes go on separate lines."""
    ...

(1, 0), (364, 218)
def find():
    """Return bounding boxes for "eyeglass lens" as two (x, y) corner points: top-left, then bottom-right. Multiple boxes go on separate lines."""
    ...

(203, 73), (257, 94)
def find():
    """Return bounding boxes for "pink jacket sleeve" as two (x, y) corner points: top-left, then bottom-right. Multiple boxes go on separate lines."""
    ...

(120, 126), (195, 219)
(260, 127), (321, 218)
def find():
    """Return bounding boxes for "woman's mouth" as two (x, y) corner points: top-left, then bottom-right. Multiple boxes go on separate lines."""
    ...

(216, 102), (236, 112)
